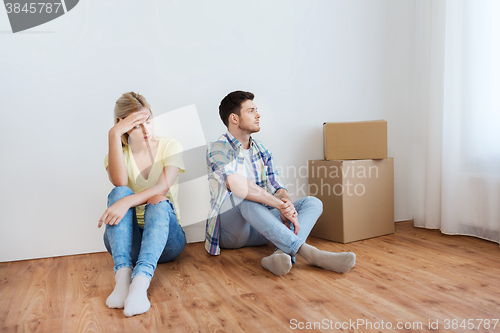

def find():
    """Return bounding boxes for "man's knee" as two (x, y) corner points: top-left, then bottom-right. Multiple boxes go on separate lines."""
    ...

(239, 198), (263, 213)
(305, 196), (323, 214)
(146, 195), (168, 205)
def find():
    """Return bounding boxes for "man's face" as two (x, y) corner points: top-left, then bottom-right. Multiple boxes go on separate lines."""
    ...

(236, 99), (260, 134)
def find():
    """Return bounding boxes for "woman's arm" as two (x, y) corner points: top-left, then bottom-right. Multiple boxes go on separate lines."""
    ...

(107, 110), (149, 186)
(107, 131), (128, 186)
(118, 165), (179, 208)
(98, 166), (179, 228)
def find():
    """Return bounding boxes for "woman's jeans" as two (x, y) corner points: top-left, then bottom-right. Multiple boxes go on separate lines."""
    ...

(219, 195), (323, 262)
(103, 186), (186, 280)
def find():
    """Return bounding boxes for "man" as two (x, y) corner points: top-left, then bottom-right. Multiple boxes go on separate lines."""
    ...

(205, 91), (356, 276)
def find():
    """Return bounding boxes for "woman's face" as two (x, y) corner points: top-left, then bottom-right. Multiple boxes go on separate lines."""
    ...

(126, 108), (154, 144)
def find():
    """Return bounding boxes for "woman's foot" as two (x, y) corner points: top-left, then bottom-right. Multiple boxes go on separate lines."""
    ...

(123, 275), (151, 317)
(106, 267), (132, 309)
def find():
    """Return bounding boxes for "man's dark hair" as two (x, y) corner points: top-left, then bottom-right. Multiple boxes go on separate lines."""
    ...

(219, 90), (254, 127)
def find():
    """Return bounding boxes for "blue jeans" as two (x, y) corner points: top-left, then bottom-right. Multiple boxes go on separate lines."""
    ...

(103, 186), (186, 280)
(219, 195), (323, 261)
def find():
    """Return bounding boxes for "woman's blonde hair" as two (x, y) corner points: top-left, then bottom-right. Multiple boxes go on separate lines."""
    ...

(114, 92), (153, 146)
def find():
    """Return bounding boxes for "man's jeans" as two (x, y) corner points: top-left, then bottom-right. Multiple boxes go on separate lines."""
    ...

(219, 194), (323, 260)
(103, 186), (186, 280)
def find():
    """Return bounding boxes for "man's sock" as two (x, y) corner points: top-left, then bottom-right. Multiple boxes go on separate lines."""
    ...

(123, 275), (151, 317)
(106, 267), (132, 309)
(298, 243), (356, 273)
(261, 249), (293, 276)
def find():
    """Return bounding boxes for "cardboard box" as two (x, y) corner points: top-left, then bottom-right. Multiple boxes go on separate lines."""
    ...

(308, 158), (394, 243)
(323, 120), (387, 160)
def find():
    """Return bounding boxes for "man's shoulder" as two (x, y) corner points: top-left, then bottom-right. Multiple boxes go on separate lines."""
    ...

(207, 134), (236, 161)
(252, 138), (272, 154)
(208, 134), (231, 150)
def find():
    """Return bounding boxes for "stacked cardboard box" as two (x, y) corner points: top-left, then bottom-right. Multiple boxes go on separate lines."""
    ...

(309, 120), (394, 243)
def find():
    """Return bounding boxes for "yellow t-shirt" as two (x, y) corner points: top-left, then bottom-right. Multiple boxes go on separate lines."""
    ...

(105, 138), (185, 227)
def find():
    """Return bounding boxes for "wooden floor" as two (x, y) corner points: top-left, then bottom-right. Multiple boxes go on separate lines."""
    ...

(1, 221), (499, 333)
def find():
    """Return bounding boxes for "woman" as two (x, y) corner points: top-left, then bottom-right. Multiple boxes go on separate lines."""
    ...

(98, 92), (186, 317)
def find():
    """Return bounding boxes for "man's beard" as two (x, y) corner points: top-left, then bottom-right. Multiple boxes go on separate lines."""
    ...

(238, 123), (260, 133)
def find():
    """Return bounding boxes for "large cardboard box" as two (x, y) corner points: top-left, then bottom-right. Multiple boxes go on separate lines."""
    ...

(308, 158), (394, 243)
(323, 120), (387, 160)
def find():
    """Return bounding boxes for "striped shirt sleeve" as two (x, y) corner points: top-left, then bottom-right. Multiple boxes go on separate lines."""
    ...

(207, 140), (238, 186)
(260, 144), (286, 194)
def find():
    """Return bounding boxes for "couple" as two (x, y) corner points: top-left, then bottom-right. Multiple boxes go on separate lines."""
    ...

(98, 91), (356, 317)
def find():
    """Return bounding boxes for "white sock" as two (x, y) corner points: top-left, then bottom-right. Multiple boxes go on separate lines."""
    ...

(123, 275), (151, 317)
(298, 243), (356, 273)
(106, 267), (132, 309)
(261, 249), (293, 276)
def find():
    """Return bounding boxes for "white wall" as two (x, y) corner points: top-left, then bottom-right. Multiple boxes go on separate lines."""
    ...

(0, 0), (417, 262)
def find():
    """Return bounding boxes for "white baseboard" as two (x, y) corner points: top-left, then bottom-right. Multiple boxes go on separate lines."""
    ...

(183, 221), (205, 243)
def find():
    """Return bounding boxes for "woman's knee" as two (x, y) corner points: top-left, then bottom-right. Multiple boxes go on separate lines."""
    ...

(108, 186), (133, 205)
(158, 225), (186, 263)
(146, 195), (168, 205)
(102, 231), (112, 255)
(160, 238), (186, 263)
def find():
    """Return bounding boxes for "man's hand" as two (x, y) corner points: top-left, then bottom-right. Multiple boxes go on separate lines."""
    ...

(278, 198), (299, 235)
(274, 188), (289, 201)
(98, 197), (132, 228)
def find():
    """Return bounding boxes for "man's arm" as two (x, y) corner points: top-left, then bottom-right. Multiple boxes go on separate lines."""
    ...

(274, 188), (298, 223)
(226, 174), (298, 233)
(208, 139), (298, 233)
(208, 140), (284, 209)
(274, 188), (290, 201)
(226, 173), (284, 209)
(257, 143), (296, 221)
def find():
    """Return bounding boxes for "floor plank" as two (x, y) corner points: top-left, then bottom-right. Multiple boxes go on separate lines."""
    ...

(1, 221), (499, 332)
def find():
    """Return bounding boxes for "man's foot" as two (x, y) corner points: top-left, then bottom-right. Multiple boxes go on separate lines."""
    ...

(261, 249), (293, 276)
(123, 275), (151, 317)
(106, 267), (132, 309)
(298, 243), (356, 273)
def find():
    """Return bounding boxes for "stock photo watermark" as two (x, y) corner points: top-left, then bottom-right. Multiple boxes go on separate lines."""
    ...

(3, 0), (79, 33)
(290, 318), (499, 331)
(277, 163), (380, 198)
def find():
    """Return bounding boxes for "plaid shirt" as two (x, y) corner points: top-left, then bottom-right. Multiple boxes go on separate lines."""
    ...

(205, 131), (286, 255)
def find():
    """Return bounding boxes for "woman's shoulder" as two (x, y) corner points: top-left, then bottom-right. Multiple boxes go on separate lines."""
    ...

(157, 137), (179, 143)
(155, 137), (182, 158)
(155, 138), (184, 170)
(157, 137), (182, 149)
